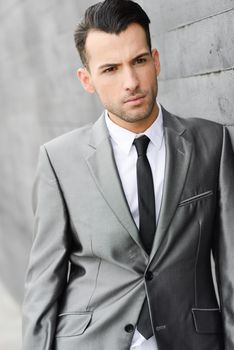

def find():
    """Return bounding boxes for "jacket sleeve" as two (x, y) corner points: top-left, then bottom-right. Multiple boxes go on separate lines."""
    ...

(213, 126), (234, 349)
(22, 145), (70, 350)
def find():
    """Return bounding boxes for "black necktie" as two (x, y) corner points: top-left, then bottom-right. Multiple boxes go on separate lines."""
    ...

(133, 135), (156, 339)
(134, 135), (156, 254)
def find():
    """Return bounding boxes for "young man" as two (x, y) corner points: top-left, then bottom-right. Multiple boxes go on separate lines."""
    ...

(22, 1), (234, 349)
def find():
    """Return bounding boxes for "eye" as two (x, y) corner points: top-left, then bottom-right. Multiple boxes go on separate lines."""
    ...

(103, 66), (117, 74)
(134, 57), (147, 65)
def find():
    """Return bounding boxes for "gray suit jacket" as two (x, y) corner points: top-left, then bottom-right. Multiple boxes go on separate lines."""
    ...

(22, 108), (234, 350)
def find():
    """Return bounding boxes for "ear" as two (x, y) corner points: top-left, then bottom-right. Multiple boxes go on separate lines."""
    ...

(151, 49), (161, 76)
(77, 67), (95, 94)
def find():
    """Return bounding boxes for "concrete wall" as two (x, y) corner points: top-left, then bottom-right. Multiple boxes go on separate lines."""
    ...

(0, 0), (233, 308)
(154, 0), (234, 140)
(0, 0), (101, 305)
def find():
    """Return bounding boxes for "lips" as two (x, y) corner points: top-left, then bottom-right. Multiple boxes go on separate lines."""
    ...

(124, 95), (146, 104)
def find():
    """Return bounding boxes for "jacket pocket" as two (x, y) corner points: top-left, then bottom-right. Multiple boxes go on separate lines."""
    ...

(192, 308), (222, 334)
(56, 311), (92, 338)
(178, 190), (213, 207)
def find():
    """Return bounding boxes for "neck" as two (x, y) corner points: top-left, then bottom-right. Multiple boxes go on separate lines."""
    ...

(108, 104), (159, 133)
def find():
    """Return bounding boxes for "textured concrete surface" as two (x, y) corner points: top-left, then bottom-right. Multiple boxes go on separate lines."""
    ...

(159, 69), (234, 124)
(0, 0), (233, 333)
(0, 0), (102, 305)
(160, 0), (234, 30)
(0, 280), (21, 350)
(161, 9), (234, 79)
(157, 2), (234, 123)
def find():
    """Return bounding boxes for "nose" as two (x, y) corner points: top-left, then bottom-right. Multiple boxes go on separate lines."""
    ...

(123, 67), (139, 92)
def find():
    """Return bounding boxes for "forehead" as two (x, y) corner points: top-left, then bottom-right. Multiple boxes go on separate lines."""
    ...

(85, 23), (149, 67)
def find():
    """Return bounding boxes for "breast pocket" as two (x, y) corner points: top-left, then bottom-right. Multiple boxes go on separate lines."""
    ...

(178, 190), (213, 207)
(56, 311), (92, 338)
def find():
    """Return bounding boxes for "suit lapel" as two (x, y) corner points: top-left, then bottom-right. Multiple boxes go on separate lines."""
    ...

(149, 108), (193, 263)
(85, 109), (192, 262)
(86, 114), (146, 254)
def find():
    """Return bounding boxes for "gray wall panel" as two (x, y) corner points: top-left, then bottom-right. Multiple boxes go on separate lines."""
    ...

(160, 0), (234, 30)
(159, 69), (234, 124)
(160, 9), (234, 80)
(0, 0), (100, 303)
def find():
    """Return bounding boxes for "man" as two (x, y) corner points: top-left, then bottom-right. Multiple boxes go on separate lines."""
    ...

(22, 0), (234, 349)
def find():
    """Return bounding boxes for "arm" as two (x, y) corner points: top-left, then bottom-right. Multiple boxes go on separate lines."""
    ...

(213, 126), (234, 349)
(22, 146), (70, 350)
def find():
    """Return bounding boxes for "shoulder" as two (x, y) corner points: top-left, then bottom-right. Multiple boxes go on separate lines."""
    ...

(42, 122), (94, 160)
(46, 122), (93, 147)
(180, 115), (222, 132)
(181, 115), (223, 143)
(163, 107), (224, 142)
(184, 118), (224, 155)
(162, 107), (226, 161)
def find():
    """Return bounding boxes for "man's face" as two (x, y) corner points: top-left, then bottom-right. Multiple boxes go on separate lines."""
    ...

(78, 23), (160, 129)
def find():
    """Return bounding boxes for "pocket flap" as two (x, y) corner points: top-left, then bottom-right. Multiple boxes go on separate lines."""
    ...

(192, 308), (222, 334)
(178, 190), (213, 207)
(56, 311), (92, 337)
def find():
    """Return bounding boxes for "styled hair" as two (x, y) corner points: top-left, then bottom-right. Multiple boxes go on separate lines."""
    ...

(74, 0), (151, 66)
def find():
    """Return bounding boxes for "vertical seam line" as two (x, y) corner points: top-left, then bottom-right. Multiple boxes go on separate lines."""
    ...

(194, 221), (202, 307)
(86, 256), (102, 311)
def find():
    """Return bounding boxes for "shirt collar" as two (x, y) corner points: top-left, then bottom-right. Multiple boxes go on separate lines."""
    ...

(105, 102), (164, 155)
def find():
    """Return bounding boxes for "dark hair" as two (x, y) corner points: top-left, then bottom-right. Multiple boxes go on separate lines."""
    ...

(74, 0), (151, 66)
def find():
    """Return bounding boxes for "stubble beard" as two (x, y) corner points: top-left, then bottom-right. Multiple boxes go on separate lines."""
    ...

(104, 84), (158, 124)
(110, 99), (156, 123)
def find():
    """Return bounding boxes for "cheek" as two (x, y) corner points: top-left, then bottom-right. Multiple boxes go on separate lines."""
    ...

(139, 66), (156, 84)
(95, 79), (120, 99)
(147, 70), (158, 90)
(95, 85), (117, 107)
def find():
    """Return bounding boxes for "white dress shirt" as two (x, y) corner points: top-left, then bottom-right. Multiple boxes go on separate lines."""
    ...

(105, 103), (166, 350)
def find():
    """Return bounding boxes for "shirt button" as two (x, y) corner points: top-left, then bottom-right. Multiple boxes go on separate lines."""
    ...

(145, 271), (154, 281)
(125, 324), (135, 333)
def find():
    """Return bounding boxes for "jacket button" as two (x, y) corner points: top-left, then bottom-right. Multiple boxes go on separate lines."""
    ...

(125, 324), (135, 333)
(145, 271), (154, 281)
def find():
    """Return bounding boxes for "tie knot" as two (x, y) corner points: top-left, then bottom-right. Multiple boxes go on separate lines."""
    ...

(133, 135), (150, 157)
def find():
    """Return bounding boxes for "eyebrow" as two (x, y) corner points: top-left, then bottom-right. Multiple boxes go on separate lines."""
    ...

(98, 52), (151, 71)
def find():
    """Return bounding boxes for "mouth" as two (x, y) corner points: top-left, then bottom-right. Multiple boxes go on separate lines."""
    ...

(124, 95), (146, 105)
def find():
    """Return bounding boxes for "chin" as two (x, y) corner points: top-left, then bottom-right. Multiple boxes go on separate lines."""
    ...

(123, 115), (151, 124)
